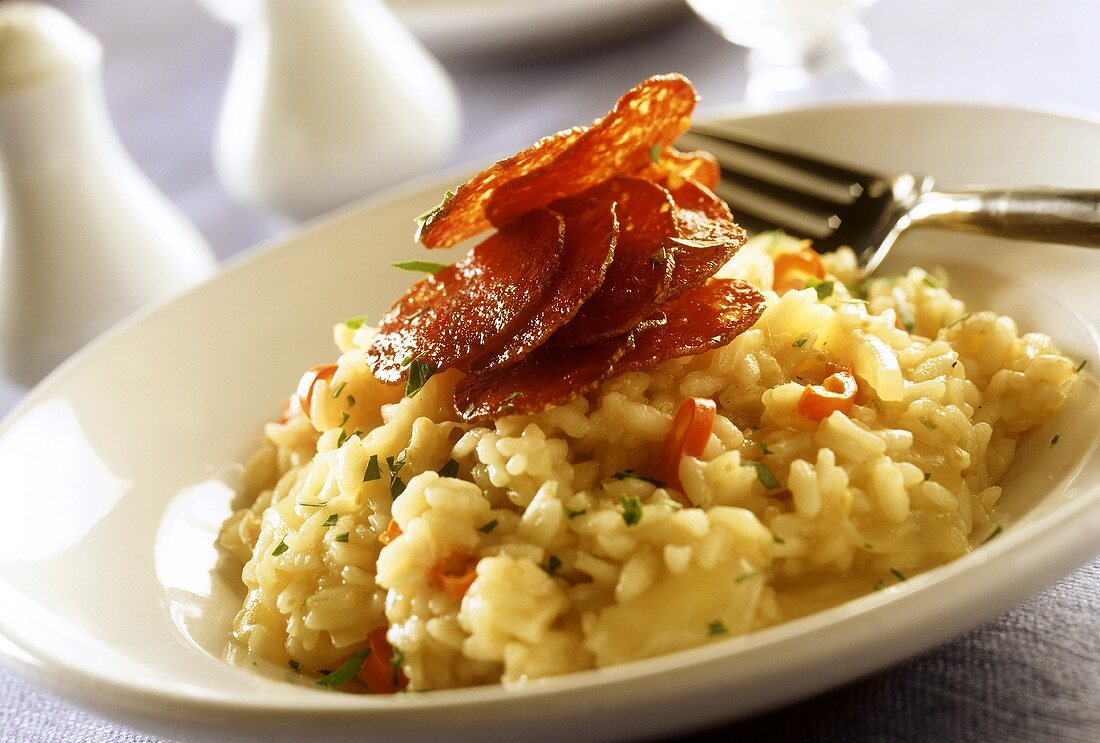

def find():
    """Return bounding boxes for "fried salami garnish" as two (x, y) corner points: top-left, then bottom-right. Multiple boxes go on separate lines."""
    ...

(456, 333), (635, 421)
(467, 201), (618, 373)
(418, 75), (697, 249)
(632, 146), (721, 191)
(616, 279), (765, 374)
(366, 208), (564, 382)
(661, 177), (748, 301)
(547, 177), (678, 347)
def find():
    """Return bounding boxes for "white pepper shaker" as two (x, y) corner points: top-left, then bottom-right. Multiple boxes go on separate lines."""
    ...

(0, 2), (216, 387)
(212, 0), (461, 220)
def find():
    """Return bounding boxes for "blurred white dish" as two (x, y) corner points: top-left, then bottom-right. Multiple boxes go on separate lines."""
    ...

(0, 102), (1098, 742)
(388, 0), (689, 58)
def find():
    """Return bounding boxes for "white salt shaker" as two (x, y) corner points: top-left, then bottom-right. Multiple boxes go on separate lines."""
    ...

(0, 3), (216, 387)
(213, 0), (461, 220)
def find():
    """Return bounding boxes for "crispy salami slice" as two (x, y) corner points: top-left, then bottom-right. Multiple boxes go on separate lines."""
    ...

(467, 201), (618, 373)
(616, 279), (765, 374)
(632, 146), (720, 191)
(366, 208), (565, 382)
(456, 333), (635, 421)
(419, 75), (697, 249)
(661, 177), (748, 302)
(547, 177), (677, 347)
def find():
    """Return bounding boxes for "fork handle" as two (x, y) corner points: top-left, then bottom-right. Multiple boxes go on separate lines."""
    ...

(911, 188), (1100, 247)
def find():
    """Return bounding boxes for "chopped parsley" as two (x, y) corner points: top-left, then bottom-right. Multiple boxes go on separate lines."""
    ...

(863, 542), (874, 550)
(390, 477), (407, 500)
(405, 358), (437, 398)
(924, 472), (932, 481)
(670, 237), (727, 249)
(620, 495), (643, 526)
(735, 570), (762, 583)
(771, 532), (785, 545)
(477, 519), (499, 534)
(946, 312), (971, 329)
(338, 411), (350, 427)
(336, 429), (348, 447)
(330, 381), (347, 398)
(760, 443), (772, 456)
(564, 505), (587, 519)
(743, 461), (780, 489)
(346, 394), (356, 407)
(613, 469), (665, 487)
(438, 458), (460, 478)
(344, 315), (368, 330)
(500, 390), (524, 412)
(271, 538), (289, 556)
(792, 336), (809, 348)
(648, 144), (661, 163)
(388, 452), (407, 500)
(805, 278), (834, 300)
(315, 646), (370, 688)
(921, 275), (942, 289)
(890, 568), (906, 582)
(299, 501), (327, 508)
(707, 620), (728, 636)
(323, 514), (339, 527)
(1076, 359), (1088, 372)
(288, 659), (302, 673)
(390, 647), (405, 686)
(650, 246), (668, 266)
(391, 260), (449, 274)
(873, 580), (885, 591)
(335, 532), (350, 543)
(1050, 433), (1061, 446)
(545, 555), (562, 575)
(982, 524), (1004, 544)
(413, 189), (455, 243)
(363, 454), (382, 482)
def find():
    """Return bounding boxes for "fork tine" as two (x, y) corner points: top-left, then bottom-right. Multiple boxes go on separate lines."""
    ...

(685, 127), (878, 186)
(715, 163), (843, 215)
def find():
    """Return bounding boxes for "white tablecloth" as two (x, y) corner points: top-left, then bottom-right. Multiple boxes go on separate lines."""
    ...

(1, 1), (1097, 740)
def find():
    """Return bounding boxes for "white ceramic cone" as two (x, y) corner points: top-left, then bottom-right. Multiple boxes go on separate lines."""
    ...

(213, 0), (461, 221)
(0, 2), (217, 387)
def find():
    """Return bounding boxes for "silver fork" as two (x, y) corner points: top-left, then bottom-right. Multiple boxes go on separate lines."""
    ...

(677, 126), (1100, 273)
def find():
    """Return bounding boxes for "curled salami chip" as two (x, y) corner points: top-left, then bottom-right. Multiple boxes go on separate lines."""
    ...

(366, 208), (564, 382)
(616, 278), (765, 374)
(548, 177), (677, 347)
(661, 177), (747, 302)
(632, 146), (720, 191)
(419, 75), (697, 249)
(467, 201), (618, 373)
(456, 333), (635, 421)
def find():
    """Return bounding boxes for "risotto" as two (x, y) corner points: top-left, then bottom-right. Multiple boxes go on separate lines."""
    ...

(218, 232), (1079, 692)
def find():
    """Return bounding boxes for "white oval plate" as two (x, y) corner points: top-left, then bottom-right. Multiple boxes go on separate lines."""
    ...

(1, 103), (1099, 742)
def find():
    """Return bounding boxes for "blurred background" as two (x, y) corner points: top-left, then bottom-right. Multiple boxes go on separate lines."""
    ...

(0, 1), (1098, 741)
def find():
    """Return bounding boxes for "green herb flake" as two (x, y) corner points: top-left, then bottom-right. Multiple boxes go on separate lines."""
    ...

(330, 381), (347, 399)
(946, 312), (972, 329)
(771, 532), (785, 545)
(1050, 433), (1061, 446)
(919, 417), (937, 430)
(612, 469), (665, 487)
(344, 315), (368, 330)
(405, 358), (437, 398)
(271, 538), (289, 557)
(761, 443), (772, 456)
(707, 620), (728, 636)
(545, 554), (563, 575)
(299, 501), (327, 508)
(564, 506), (587, 519)
(670, 237), (727, 249)
(890, 568), (906, 582)
(335, 532), (350, 543)
(336, 429), (348, 448)
(391, 260), (450, 274)
(863, 542), (874, 550)
(735, 570), (762, 584)
(390, 647), (405, 687)
(1076, 359), (1088, 372)
(648, 144), (661, 163)
(390, 477), (407, 500)
(438, 458), (460, 478)
(924, 472), (932, 481)
(477, 519), (499, 534)
(315, 646), (371, 689)
(873, 580), (885, 591)
(743, 461), (780, 489)
(363, 454), (382, 482)
(288, 659), (302, 673)
(792, 336), (809, 348)
(805, 278), (834, 300)
(338, 411), (350, 427)
(921, 274), (942, 289)
(650, 246), (668, 266)
(413, 189), (456, 243)
(346, 395), (356, 407)
(620, 496), (643, 526)
(323, 514), (339, 527)
(982, 524), (1004, 544)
